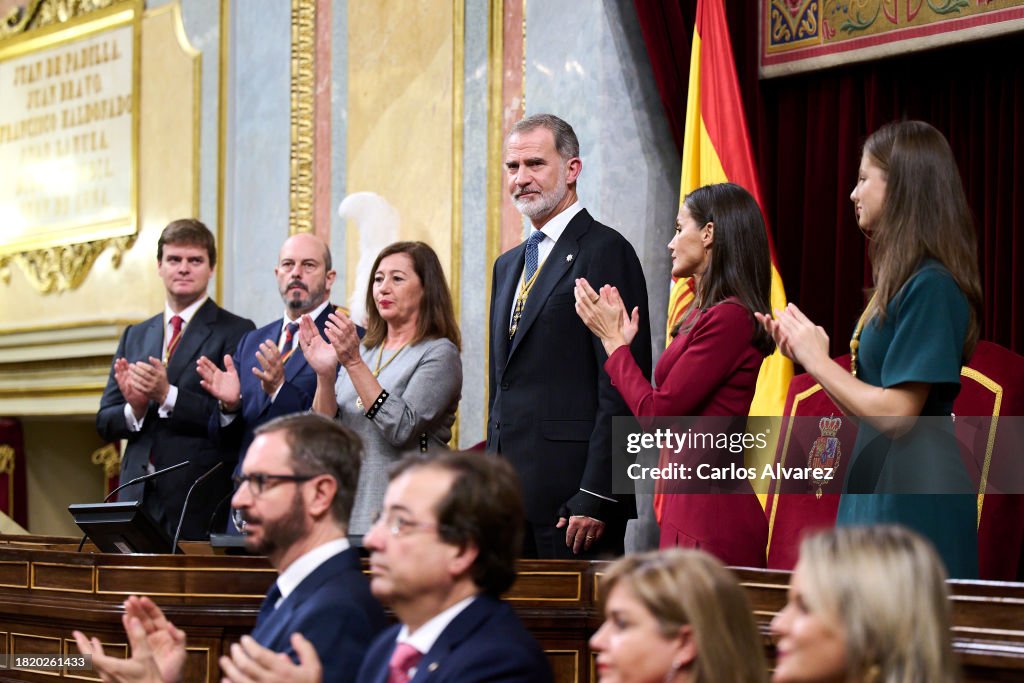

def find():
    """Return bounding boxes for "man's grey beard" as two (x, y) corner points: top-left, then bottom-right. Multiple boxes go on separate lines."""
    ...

(513, 184), (568, 221)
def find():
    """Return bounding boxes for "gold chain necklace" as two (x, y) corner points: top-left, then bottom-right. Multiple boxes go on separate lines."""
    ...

(849, 294), (876, 378)
(355, 341), (409, 410)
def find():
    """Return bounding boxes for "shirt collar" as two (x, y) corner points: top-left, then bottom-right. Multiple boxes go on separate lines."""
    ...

(534, 201), (583, 246)
(395, 594), (477, 656)
(275, 537), (350, 600)
(283, 299), (331, 328)
(164, 296), (207, 326)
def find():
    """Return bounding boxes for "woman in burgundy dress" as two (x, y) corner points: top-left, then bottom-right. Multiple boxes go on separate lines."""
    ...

(575, 182), (774, 566)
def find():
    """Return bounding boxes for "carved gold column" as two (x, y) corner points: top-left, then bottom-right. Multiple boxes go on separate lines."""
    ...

(0, 444), (14, 518)
(90, 442), (121, 496)
(289, 0), (315, 235)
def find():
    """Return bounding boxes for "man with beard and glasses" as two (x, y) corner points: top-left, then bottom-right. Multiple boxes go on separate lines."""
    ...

(488, 114), (651, 559)
(73, 413), (387, 683)
(198, 233), (345, 493)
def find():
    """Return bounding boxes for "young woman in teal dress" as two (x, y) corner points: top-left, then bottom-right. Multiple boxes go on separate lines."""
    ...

(756, 121), (984, 578)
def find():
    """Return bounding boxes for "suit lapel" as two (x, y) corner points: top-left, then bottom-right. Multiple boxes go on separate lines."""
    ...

(506, 210), (590, 362)
(166, 299), (216, 383)
(251, 549), (362, 651)
(492, 251), (523, 372)
(250, 592), (293, 647)
(414, 596), (497, 682)
(138, 315), (165, 362)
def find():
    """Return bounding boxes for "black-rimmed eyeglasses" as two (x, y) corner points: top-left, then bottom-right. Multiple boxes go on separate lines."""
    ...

(233, 472), (314, 496)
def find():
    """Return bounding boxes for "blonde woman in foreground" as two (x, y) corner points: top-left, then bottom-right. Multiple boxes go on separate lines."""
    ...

(590, 548), (767, 683)
(772, 525), (959, 683)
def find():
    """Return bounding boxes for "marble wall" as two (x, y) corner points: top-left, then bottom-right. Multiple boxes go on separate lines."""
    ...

(458, 0), (493, 446)
(223, 2), (293, 325)
(524, 0), (680, 354)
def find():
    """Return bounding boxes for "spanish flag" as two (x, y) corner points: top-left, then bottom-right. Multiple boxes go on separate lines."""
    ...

(672, 0), (792, 418)
(669, 0), (792, 505)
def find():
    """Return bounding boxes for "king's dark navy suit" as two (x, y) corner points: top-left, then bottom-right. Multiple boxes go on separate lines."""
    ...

(487, 209), (651, 553)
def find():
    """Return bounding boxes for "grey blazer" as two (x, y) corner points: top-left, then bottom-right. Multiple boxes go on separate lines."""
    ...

(336, 337), (462, 535)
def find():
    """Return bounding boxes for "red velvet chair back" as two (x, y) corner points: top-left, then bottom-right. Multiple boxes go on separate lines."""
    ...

(956, 341), (1024, 580)
(765, 343), (1024, 580)
(765, 355), (856, 570)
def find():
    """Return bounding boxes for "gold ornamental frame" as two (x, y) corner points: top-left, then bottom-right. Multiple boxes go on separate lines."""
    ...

(0, 0), (142, 294)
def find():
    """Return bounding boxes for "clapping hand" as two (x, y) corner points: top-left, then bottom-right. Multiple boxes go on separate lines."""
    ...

(115, 357), (149, 419)
(755, 304), (830, 372)
(323, 312), (362, 369)
(72, 596), (185, 683)
(297, 315), (338, 377)
(253, 340), (286, 395)
(131, 358), (171, 405)
(197, 355), (242, 410)
(573, 278), (639, 355)
(219, 633), (323, 683)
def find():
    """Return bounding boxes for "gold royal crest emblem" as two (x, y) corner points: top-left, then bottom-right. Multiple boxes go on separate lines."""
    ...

(807, 415), (842, 499)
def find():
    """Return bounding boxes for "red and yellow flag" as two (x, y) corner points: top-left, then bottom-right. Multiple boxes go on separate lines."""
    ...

(671, 0), (792, 418)
(665, 0), (792, 508)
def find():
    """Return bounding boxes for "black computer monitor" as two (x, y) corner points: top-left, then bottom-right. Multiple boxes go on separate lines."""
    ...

(68, 500), (180, 554)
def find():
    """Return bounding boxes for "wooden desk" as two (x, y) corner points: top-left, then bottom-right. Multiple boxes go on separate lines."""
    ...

(1, 536), (1022, 682)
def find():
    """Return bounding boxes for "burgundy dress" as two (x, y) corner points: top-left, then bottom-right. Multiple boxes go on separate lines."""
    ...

(604, 298), (769, 567)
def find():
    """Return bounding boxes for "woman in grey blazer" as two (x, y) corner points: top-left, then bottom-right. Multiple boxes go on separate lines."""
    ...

(299, 241), (462, 535)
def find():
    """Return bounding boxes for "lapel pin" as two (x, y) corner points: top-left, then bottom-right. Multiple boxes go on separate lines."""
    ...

(428, 662), (439, 672)
(566, 254), (574, 263)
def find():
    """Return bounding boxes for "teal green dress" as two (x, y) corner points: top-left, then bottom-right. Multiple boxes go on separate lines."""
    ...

(836, 261), (979, 578)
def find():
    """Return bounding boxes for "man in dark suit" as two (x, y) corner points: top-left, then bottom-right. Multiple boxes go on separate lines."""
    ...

(197, 232), (340, 477)
(96, 219), (254, 539)
(488, 114), (652, 558)
(74, 414), (387, 683)
(356, 451), (551, 683)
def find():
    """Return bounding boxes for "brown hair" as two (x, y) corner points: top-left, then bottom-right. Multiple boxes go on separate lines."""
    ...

(862, 120), (983, 360)
(601, 549), (767, 683)
(157, 218), (217, 268)
(797, 525), (959, 683)
(389, 451), (522, 596)
(678, 183), (775, 356)
(362, 241), (461, 351)
(255, 413), (362, 528)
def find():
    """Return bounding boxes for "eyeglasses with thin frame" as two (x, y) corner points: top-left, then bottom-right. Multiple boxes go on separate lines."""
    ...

(371, 509), (451, 538)
(232, 472), (314, 496)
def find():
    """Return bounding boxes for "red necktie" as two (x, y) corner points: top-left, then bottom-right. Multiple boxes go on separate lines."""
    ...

(280, 321), (300, 363)
(165, 315), (184, 361)
(388, 642), (422, 683)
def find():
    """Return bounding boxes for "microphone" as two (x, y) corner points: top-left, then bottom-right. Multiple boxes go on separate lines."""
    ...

(77, 460), (192, 552)
(103, 461), (192, 502)
(172, 462), (224, 553)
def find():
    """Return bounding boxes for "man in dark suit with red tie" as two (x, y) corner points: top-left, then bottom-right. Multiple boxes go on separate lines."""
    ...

(197, 232), (340, 485)
(96, 219), (254, 539)
(488, 114), (652, 558)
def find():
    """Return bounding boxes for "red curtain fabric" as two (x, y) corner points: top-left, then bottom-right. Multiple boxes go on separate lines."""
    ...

(634, 1), (1023, 355)
(0, 418), (28, 528)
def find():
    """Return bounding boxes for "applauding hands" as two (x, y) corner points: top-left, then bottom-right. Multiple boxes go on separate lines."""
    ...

(573, 277), (640, 357)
